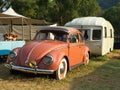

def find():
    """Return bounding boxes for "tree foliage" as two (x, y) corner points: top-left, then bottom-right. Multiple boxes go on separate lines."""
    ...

(54, 0), (81, 25)
(11, 0), (38, 19)
(97, 0), (120, 10)
(9, 0), (100, 25)
(79, 0), (101, 16)
(36, 0), (49, 19)
(53, 0), (100, 25)
(103, 2), (120, 35)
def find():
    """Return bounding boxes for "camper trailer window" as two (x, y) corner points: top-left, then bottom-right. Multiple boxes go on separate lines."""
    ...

(92, 30), (101, 40)
(105, 27), (107, 38)
(84, 30), (88, 40)
(110, 29), (113, 38)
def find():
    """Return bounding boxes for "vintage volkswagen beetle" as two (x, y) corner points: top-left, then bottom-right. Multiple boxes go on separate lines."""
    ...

(4, 26), (90, 80)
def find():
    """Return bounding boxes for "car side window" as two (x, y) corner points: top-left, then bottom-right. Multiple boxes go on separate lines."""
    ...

(68, 34), (79, 43)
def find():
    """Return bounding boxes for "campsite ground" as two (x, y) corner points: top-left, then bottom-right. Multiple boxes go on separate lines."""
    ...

(0, 50), (120, 90)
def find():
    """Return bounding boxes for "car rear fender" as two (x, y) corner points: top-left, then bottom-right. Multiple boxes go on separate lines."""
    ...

(83, 47), (90, 63)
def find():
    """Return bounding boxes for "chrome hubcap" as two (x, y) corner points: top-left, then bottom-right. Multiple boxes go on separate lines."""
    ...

(60, 62), (65, 74)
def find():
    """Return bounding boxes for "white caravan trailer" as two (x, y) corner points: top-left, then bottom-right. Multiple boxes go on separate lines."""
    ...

(65, 17), (114, 55)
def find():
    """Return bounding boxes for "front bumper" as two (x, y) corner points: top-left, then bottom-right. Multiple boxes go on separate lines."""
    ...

(4, 64), (55, 74)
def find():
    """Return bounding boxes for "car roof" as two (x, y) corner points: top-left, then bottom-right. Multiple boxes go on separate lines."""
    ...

(39, 26), (80, 34)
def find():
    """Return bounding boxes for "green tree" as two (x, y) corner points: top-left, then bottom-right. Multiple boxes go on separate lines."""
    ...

(97, 0), (120, 10)
(52, 0), (101, 25)
(9, 0), (101, 25)
(54, 0), (81, 25)
(47, 0), (58, 22)
(103, 2), (120, 35)
(11, 0), (38, 19)
(36, 0), (49, 19)
(79, 0), (101, 16)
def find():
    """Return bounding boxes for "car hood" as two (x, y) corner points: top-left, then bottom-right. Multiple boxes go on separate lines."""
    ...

(16, 40), (67, 66)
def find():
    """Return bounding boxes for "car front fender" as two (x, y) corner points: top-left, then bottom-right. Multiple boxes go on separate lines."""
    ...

(48, 49), (68, 71)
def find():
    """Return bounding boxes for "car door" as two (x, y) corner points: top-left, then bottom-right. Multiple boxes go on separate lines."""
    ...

(68, 33), (85, 67)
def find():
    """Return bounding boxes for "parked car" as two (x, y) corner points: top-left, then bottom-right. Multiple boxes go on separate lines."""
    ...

(4, 26), (90, 80)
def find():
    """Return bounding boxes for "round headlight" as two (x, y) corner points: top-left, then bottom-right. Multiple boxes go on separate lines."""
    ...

(42, 55), (53, 65)
(8, 51), (17, 60)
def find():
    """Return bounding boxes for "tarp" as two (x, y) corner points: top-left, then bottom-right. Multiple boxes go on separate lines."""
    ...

(0, 7), (48, 25)
(2, 7), (26, 17)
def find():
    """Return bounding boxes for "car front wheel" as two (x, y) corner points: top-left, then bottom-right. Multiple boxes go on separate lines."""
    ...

(55, 58), (67, 80)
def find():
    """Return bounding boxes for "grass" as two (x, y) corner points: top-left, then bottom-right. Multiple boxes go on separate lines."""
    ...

(0, 50), (120, 90)
(92, 55), (108, 61)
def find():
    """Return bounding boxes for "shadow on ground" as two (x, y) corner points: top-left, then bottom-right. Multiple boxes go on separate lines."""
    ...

(0, 62), (54, 81)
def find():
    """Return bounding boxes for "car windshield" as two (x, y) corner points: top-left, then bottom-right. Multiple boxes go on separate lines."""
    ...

(35, 31), (67, 42)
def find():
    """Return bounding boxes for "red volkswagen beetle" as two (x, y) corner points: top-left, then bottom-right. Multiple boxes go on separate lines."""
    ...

(5, 26), (90, 80)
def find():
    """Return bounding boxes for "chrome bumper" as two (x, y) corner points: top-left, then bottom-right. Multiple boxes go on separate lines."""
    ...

(4, 64), (55, 74)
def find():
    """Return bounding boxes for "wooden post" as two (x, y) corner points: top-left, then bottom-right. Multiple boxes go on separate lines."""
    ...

(22, 18), (24, 40)
(11, 19), (13, 32)
(28, 19), (32, 40)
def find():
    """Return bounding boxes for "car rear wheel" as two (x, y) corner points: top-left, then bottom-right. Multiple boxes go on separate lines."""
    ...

(84, 53), (90, 65)
(55, 58), (67, 80)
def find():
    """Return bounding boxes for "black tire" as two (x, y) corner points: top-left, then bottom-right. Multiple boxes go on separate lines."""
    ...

(55, 58), (67, 80)
(10, 70), (18, 74)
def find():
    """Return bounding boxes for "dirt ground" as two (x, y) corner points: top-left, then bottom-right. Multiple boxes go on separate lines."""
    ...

(106, 50), (120, 59)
